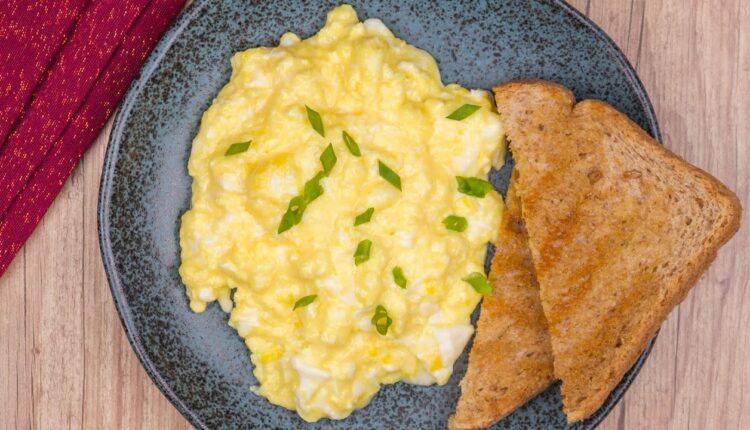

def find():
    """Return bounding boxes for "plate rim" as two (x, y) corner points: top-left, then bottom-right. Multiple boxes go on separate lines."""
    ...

(97, 0), (661, 428)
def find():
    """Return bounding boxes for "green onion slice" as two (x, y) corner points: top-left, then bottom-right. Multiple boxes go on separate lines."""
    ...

(279, 173), (325, 234)
(371, 305), (393, 335)
(354, 239), (372, 265)
(278, 196), (305, 234)
(303, 172), (325, 202)
(354, 207), (374, 226)
(320, 143), (337, 174)
(392, 267), (407, 289)
(342, 131), (361, 156)
(278, 144), (340, 234)
(463, 272), (492, 295)
(293, 294), (317, 310)
(306, 105), (325, 137)
(442, 215), (468, 232)
(224, 140), (252, 156)
(378, 160), (402, 190)
(446, 104), (480, 121)
(456, 176), (494, 198)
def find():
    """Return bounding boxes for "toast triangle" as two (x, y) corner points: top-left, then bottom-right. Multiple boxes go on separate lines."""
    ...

(449, 176), (555, 429)
(493, 80), (741, 422)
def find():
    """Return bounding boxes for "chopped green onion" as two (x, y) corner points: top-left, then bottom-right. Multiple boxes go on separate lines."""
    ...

(278, 196), (305, 234)
(392, 267), (407, 289)
(320, 143), (337, 174)
(354, 239), (372, 265)
(306, 105), (325, 137)
(378, 160), (402, 190)
(278, 144), (340, 234)
(303, 171), (325, 202)
(463, 272), (492, 295)
(279, 173), (325, 234)
(354, 207), (374, 226)
(442, 215), (468, 232)
(224, 140), (252, 156)
(278, 210), (300, 234)
(456, 176), (494, 198)
(342, 131), (361, 157)
(293, 294), (317, 310)
(446, 104), (480, 121)
(371, 305), (392, 335)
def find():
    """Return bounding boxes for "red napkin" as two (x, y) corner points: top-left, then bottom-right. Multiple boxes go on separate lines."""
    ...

(0, 0), (185, 278)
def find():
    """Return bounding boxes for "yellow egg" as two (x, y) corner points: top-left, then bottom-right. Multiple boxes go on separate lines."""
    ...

(179, 4), (505, 422)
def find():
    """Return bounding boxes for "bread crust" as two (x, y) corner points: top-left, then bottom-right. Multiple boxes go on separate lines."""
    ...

(493, 80), (742, 423)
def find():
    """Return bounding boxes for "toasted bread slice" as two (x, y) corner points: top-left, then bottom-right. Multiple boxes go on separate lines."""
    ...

(492, 80), (742, 423)
(449, 175), (555, 430)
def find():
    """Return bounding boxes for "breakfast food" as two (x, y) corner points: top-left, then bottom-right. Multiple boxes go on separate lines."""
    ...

(178, 3), (741, 424)
(449, 174), (555, 430)
(493, 80), (742, 422)
(179, 5), (506, 422)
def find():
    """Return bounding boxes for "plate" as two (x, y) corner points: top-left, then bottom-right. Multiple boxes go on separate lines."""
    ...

(98, 0), (660, 428)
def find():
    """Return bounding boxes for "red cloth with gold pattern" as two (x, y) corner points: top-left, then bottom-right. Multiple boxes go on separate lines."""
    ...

(0, 0), (185, 278)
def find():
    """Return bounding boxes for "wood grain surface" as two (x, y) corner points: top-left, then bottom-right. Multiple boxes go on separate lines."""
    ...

(1, 1), (748, 428)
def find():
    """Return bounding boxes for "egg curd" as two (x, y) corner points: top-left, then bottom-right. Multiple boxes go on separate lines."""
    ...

(179, 4), (506, 422)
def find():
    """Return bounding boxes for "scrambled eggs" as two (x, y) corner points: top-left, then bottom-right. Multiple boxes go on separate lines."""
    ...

(179, 5), (505, 422)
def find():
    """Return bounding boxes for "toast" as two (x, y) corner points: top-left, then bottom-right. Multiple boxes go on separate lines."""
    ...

(449, 174), (555, 430)
(493, 80), (742, 422)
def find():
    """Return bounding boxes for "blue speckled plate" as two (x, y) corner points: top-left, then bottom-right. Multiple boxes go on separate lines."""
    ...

(98, 1), (660, 428)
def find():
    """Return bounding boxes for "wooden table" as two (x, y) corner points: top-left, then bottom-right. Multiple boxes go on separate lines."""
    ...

(1, 1), (748, 428)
